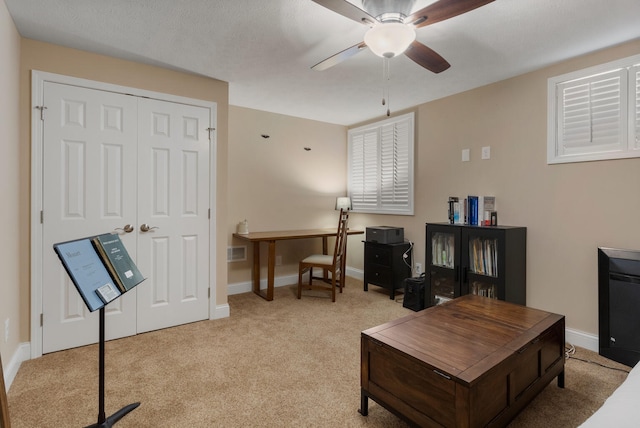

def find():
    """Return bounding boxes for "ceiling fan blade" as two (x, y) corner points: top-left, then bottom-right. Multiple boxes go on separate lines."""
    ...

(404, 41), (450, 74)
(405, 0), (495, 28)
(311, 0), (378, 26)
(311, 42), (368, 71)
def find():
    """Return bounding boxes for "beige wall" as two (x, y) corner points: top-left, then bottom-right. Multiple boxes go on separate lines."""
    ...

(227, 106), (347, 284)
(17, 40), (230, 344)
(0, 0), (22, 368)
(349, 39), (640, 337)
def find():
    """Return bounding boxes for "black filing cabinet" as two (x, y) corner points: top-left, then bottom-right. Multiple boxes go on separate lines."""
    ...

(363, 241), (412, 299)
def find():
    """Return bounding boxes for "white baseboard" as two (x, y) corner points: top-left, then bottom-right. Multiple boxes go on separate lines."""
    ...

(227, 266), (365, 296)
(565, 328), (599, 352)
(212, 303), (230, 319)
(3, 342), (30, 391)
(227, 273), (300, 295)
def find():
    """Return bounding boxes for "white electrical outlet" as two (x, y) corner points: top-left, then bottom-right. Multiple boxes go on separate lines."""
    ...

(481, 146), (491, 159)
(415, 263), (423, 275)
(462, 149), (470, 162)
(4, 318), (9, 343)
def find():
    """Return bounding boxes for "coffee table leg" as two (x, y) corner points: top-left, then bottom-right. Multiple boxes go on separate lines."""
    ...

(557, 369), (565, 388)
(359, 389), (369, 416)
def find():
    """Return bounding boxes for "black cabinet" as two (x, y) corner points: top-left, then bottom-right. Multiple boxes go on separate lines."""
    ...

(425, 223), (526, 307)
(363, 241), (412, 299)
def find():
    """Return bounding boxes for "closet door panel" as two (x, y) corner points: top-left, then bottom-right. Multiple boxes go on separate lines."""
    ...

(135, 98), (211, 333)
(42, 82), (138, 353)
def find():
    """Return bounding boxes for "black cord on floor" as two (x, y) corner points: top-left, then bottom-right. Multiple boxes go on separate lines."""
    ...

(565, 343), (631, 373)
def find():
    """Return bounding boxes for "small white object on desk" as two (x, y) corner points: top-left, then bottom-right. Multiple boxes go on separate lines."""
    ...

(237, 219), (249, 235)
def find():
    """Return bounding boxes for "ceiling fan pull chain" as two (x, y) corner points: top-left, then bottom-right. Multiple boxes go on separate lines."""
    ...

(381, 58), (386, 106)
(385, 58), (391, 116)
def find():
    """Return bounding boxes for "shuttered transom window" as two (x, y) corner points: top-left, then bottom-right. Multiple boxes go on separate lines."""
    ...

(548, 53), (640, 164)
(348, 112), (414, 215)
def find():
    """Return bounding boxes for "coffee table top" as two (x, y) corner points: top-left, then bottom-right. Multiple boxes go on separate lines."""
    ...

(362, 295), (564, 385)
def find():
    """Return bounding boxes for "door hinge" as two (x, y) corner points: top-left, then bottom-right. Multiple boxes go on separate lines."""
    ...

(208, 208), (211, 219)
(40, 313), (43, 327)
(207, 127), (215, 141)
(40, 210), (44, 224)
(35, 105), (48, 120)
(208, 288), (211, 298)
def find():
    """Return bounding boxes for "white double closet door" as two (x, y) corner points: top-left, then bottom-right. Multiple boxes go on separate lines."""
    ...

(41, 82), (212, 354)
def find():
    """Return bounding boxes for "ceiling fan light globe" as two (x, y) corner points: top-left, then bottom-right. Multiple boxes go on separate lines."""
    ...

(364, 23), (416, 58)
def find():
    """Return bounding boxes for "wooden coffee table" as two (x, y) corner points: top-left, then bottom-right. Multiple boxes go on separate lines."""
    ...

(360, 295), (565, 427)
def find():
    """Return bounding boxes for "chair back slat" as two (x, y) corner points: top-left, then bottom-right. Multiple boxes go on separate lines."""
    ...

(333, 209), (349, 268)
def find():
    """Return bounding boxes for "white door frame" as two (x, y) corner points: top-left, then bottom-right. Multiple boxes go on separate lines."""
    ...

(30, 70), (218, 359)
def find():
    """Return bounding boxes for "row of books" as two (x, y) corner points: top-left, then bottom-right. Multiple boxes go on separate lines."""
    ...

(469, 237), (498, 277)
(470, 281), (497, 299)
(54, 234), (145, 312)
(431, 232), (456, 268)
(448, 196), (496, 226)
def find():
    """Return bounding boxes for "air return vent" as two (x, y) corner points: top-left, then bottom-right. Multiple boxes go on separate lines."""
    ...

(227, 246), (247, 262)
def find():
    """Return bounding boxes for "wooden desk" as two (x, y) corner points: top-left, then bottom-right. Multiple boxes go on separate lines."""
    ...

(233, 228), (364, 301)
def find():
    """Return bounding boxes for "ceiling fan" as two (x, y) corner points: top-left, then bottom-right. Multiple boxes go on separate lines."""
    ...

(311, 0), (495, 73)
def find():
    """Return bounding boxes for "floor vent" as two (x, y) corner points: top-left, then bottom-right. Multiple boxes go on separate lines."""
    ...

(227, 246), (247, 262)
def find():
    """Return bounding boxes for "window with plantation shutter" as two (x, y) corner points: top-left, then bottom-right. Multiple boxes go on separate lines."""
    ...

(634, 65), (640, 151)
(348, 112), (414, 215)
(548, 53), (640, 164)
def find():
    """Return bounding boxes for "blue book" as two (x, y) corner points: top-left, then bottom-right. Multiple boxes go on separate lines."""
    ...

(468, 196), (479, 225)
(53, 237), (122, 312)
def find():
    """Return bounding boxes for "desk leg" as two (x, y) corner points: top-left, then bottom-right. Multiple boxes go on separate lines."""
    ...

(252, 241), (275, 301)
(267, 240), (275, 301)
(252, 242), (261, 297)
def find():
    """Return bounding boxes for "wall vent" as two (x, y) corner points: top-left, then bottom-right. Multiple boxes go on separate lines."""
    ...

(227, 246), (247, 262)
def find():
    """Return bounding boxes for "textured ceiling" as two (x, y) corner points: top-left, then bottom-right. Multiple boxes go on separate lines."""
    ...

(5, 0), (640, 125)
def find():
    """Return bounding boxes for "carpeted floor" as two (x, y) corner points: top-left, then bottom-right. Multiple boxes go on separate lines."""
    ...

(6, 278), (632, 427)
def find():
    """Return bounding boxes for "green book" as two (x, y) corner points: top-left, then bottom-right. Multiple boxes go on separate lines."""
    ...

(92, 234), (145, 292)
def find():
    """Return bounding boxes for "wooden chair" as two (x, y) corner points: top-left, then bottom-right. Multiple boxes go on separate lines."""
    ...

(1, 353), (10, 428)
(297, 209), (349, 302)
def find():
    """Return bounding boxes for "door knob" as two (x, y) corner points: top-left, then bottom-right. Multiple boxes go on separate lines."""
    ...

(140, 223), (159, 232)
(114, 224), (134, 233)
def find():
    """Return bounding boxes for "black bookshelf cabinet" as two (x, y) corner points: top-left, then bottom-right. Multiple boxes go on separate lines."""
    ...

(425, 223), (526, 307)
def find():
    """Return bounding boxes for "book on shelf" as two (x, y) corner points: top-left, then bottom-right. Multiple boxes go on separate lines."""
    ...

(92, 234), (145, 292)
(483, 196), (496, 226)
(53, 234), (145, 312)
(468, 196), (479, 226)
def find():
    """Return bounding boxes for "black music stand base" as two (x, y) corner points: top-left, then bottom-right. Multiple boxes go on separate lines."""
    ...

(85, 308), (140, 428)
(84, 402), (140, 428)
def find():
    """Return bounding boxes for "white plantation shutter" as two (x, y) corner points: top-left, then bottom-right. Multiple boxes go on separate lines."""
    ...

(349, 130), (378, 209)
(634, 65), (640, 150)
(548, 54), (640, 163)
(557, 70), (625, 156)
(348, 112), (414, 215)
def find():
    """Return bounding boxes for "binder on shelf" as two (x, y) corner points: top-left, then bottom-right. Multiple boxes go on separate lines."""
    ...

(53, 234), (145, 312)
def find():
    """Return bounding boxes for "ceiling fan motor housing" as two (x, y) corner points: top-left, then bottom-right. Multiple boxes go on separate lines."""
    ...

(361, 0), (416, 20)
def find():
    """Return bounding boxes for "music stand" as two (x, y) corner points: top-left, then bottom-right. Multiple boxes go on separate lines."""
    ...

(53, 235), (144, 427)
